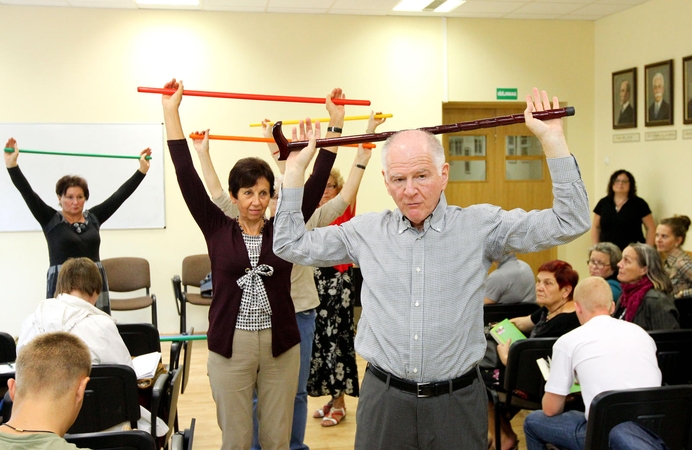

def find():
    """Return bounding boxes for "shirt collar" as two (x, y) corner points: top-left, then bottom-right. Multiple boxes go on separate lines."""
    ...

(666, 247), (684, 265)
(395, 192), (447, 235)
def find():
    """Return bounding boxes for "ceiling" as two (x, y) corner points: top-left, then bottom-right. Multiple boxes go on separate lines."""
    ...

(0, 0), (651, 20)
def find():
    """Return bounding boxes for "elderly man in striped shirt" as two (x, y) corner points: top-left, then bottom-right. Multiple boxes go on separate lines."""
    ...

(274, 88), (590, 450)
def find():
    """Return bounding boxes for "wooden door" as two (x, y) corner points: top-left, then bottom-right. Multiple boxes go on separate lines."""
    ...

(442, 102), (557, 274)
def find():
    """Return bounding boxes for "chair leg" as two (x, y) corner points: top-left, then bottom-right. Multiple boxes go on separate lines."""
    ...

(487, 389), (502, 450)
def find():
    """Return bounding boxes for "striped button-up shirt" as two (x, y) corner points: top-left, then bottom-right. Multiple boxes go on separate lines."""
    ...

(274, 156), (590, 382)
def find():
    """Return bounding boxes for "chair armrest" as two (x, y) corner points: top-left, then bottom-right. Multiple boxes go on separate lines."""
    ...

(171, 276), (183, 314)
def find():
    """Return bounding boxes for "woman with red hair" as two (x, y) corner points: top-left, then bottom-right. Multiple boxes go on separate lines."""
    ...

(489, 260), (581, 450)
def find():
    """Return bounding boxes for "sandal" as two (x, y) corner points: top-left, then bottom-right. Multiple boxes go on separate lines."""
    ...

(313, 400), (333, 419)
(321, 407), (346, 427)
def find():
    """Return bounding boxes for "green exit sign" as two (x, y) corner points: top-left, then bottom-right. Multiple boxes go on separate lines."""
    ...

(496, 88), (518, 100)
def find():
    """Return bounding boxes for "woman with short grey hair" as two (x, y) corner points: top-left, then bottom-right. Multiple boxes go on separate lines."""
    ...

(587, 242), (622, 302)
(614, 243), (679, 330)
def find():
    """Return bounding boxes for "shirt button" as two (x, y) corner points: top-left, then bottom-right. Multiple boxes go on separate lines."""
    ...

(415, 302), (419, 307)
(413, 367), (418, 373)
(416, 267), (421, 273)
(414, 334), (419, 340)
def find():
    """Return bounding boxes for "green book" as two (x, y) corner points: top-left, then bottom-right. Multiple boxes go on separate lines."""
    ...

(489, 318), (527, 345)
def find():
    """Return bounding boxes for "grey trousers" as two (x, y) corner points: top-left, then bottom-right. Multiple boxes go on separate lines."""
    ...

(355, 367), (488, 450)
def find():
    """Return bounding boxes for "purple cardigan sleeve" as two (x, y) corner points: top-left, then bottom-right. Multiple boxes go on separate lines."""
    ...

(301, 148), (336, 222)
(167, 139), (228, 236)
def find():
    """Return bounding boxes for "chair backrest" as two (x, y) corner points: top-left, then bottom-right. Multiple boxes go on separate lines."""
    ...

(0, 332), (16, 364)
(503, 337), (558, 406)
(648, 329), (692, 385)
(66, 429), (157, 450)
(584, 385), (692, 450)
(184, 417), (196, 450)
(483, 303), (541, 326)
(1, 372), (14, 423)
(674, 297), (692, 329)
(102, 257), (152, 292)
(181, 327), (194, 394)
(68, 364), (141, 434)
(117, 323), (161, 357)
(151, 367), (183, 442)
(181, 254), (211, 293)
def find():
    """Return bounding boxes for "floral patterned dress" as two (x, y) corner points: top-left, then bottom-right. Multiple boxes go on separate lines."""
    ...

(307, 206), (360, 399)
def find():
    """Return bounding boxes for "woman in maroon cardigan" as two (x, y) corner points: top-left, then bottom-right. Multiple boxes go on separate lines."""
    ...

(161, 79), (336, 450)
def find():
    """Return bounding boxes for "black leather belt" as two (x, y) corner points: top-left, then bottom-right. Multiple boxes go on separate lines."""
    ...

(367, 364), (477, 398)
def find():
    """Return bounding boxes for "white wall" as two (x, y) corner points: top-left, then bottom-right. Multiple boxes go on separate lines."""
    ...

(0, 5), (596, 336)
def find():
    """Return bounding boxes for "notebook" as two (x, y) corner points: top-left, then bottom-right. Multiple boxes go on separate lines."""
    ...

(537, 356), (581, 393)
(489, 318), (527, 345)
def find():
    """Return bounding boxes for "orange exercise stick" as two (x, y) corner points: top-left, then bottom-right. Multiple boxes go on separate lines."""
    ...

(189, 133), (375, 149)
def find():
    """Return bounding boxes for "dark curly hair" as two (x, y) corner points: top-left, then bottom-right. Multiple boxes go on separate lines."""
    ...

(606, 170), (636, 199)
(228, 157), (275, 199)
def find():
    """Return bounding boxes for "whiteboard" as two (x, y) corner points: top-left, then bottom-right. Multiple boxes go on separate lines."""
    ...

(0, 123), (165, 232)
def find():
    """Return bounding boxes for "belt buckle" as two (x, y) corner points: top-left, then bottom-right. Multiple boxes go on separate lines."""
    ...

(416, 382), (432, 398)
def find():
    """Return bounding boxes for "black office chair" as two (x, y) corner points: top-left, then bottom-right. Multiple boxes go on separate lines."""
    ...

(584, 385), (692, 450)
(151, 367), (184, 448)
(648, 329), (692, 385)
(66, 429), (157, 450)
(117, 323), (162, 357)
(68, 364), (141, 434)
(0, 332), (15, 411)
(1, 372), (13, 424)
(172, 254), (212, 334)
(180, 327), (194, 394)
(172, 418), (196, 450)
(483, 302), (540, 326)
(674, 297), (692, 329)
(2, 364), (140, 432)
(0, 332), (16, 364)
(487, 337), (558, 450)
(102, 257), (158, 328)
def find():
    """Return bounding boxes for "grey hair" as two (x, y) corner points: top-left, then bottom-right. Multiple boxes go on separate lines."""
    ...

(628, 243), (673, 294)
(589, 242), (622, 272)
(380, 130), (445, 177)
(652, 72), (665, 86)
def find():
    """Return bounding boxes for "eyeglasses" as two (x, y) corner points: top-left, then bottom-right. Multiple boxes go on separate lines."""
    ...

(587, 259), (609, 268)
(613, 179), (630, 184)
(325, 184), (338, 190)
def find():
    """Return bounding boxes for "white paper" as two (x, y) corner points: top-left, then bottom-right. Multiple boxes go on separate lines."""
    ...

(132, 352), (161, 379)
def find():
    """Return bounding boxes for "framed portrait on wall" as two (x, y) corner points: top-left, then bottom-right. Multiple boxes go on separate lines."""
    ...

(612, 68), (637, 129)
(684, 55), (692, 124)
(645, 59), (674, 126)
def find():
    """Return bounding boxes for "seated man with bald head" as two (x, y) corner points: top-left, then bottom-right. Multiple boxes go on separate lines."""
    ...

(523, 277), (662, 450)
(0, 332), (92, 449)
